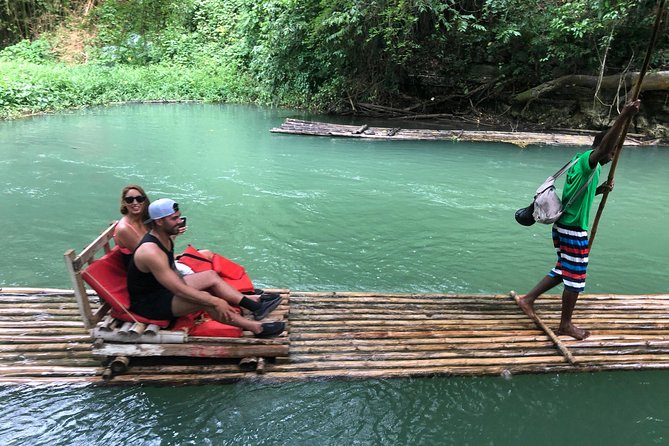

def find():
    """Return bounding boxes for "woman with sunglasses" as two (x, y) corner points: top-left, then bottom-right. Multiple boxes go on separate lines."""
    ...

(114, 185), (198, 263)
(114, 184), (152, 262)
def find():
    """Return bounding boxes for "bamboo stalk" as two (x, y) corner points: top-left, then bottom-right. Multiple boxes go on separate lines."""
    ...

(510, 291), (575, 365)
(290, 329), (545, 340)
(271, 355), (568, 371)
(289, 318), (536, 326)
(0, 287), (82, 294)
(128, 363), (251, 374)
(0, 321), (86, 328)
(0, 366), (99, 377)
(92, 342), (290, 358)
(290, 309), (529, 317)
(289, 349), (560, 363)
(188, 336), (289, 345)
(0, 343), (92, 353)
(0, 351), (95, 361)
(0, 328), (89, 335)
(0, 335), (91, 343)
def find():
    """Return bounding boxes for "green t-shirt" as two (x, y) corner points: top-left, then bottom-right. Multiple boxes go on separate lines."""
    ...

(559, 150), (600, 230)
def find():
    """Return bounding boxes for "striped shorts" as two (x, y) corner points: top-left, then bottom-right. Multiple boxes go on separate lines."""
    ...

(548, 222), (589, 293)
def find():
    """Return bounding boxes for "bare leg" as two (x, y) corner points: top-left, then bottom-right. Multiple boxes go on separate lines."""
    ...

(518, 275), (561, 318)
(183, 270), (261, 305)
(171, 296), (263, 333)
(557, 289), (590, 340)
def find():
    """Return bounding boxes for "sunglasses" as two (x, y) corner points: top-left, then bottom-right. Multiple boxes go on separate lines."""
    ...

(124, 195), (146, 204)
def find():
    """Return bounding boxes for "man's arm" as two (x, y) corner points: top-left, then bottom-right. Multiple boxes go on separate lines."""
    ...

(589, 99), (641, 167)
(134, 244), (226, 311)
(595, 178), (614, 195)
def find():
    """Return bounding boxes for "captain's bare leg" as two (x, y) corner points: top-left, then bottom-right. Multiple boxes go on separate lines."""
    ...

(518, 275), (561, 318)
(557, 289), (590, 340)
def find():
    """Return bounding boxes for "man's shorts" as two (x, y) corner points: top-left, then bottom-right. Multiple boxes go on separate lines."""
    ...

(548, 222), (589, 293)
(129, 290), (175, 321)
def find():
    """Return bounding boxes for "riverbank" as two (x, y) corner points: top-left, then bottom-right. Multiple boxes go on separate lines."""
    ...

(3, 60), (667, 145)
(0, 60), (257, 120)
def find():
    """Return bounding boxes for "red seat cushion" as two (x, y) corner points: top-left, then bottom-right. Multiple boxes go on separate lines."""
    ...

(172, 310), (243, 338)
(82, 247), (171, 327)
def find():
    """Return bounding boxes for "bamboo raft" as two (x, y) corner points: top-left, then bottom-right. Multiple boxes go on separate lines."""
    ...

(271, 119), (647, 148)
(1, 287), (668, 385)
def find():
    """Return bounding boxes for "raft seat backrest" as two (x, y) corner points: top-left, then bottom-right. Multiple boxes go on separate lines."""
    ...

(81, 246), (171, 328)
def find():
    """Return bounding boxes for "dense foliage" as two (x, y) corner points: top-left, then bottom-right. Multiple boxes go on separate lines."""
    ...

(1, 0), (667, 118)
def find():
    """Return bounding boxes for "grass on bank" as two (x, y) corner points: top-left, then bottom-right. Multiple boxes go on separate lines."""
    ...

(0, 60), (259, 119)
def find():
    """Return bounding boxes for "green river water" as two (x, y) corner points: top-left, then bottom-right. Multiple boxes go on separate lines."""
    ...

(0, 104), (667, 445)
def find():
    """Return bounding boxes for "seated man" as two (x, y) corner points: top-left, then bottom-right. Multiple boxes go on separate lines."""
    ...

(127, 198), (284, 338)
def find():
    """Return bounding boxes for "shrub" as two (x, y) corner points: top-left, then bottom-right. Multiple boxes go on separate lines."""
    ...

(0, 39), (54, 64)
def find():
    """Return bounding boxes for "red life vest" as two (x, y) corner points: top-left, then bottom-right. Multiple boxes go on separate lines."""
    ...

(176, 245), (255, 293)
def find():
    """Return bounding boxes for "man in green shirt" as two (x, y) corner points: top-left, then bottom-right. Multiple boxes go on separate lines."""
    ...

(518, 100), (640, 339)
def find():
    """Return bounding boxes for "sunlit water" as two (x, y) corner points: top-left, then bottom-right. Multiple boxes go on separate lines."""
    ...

(0, 104), (667, 445)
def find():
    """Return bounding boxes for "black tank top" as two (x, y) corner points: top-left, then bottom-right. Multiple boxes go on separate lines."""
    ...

(127, 233), (175, 301)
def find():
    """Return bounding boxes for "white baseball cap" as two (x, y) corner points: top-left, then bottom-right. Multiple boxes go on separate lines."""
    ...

(144, 198), (179, 224)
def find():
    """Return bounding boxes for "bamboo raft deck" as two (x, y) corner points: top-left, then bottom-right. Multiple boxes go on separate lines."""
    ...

(271, 119), (647, 148)
(1, 288), (668, 385)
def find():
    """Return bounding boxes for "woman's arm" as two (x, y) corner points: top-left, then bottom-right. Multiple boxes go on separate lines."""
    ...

(114, 221), (145, 252)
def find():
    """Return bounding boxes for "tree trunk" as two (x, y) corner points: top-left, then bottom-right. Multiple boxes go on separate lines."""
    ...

(513, 71), (669, 103)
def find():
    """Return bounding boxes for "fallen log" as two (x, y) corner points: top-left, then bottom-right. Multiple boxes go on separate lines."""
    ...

(513, 71), (669, 103)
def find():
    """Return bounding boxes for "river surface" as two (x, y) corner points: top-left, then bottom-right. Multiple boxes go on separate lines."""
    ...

(0, 104), (667, 445)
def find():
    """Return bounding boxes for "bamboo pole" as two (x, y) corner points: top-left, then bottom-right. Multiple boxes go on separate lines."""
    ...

(589, 0), (666, 249)
(92, 342), (290, 358)
(510, 291), (576, 365)
(0, 335), (91, 343)
(289, 329), (545, 340)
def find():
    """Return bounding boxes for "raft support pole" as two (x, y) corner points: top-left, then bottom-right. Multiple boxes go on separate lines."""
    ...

(510, 291), (576, 365)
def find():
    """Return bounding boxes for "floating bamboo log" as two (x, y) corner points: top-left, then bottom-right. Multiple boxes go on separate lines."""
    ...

(270, 119), (648, 148)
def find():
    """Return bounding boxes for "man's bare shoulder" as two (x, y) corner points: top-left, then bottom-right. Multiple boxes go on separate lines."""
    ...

(134, 241), (167, 270)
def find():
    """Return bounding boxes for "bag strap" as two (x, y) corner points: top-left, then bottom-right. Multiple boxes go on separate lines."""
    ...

(534, 157), (580, 197)
(561, 165), (598, 211)
(552, 157), (579, 179)
(176, 251), (213, 264)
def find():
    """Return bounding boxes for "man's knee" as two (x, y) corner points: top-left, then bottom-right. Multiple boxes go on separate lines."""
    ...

(184, 269), (220, 289)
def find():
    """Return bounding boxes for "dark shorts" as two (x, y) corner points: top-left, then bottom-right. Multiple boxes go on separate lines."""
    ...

(129, 290), (175, 321)
(547, 222), (589, 293)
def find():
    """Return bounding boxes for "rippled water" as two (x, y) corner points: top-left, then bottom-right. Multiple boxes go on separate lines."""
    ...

(1, 373), (667, 445)
(0, 104), (667, 444)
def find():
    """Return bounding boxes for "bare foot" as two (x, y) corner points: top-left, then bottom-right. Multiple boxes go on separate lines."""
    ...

(517, 296), (536, 319)
(558, 323), (590, 340)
